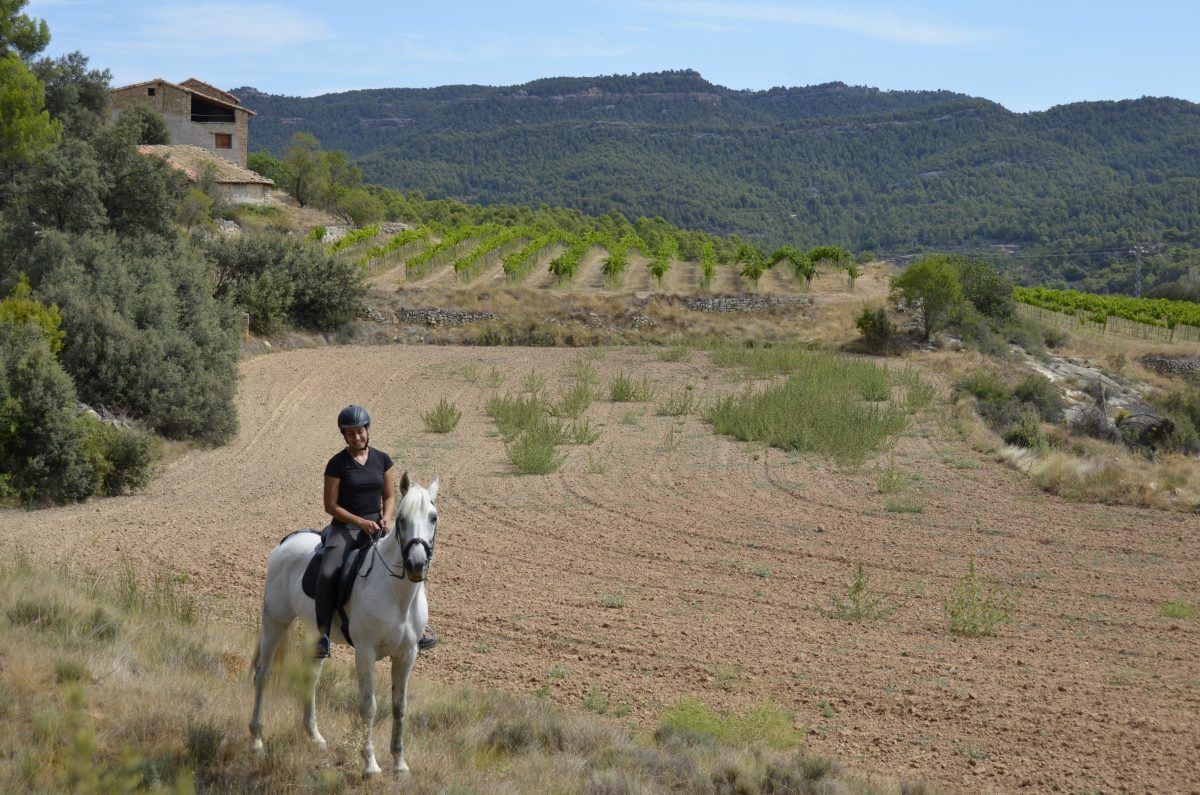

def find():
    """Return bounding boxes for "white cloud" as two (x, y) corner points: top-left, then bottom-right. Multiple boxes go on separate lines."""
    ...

(137, 3), (327, 55)
(650, 1), (996, 46)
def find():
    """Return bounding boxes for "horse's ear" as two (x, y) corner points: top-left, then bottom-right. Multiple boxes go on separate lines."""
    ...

(428, 477), (439, 503)
(399, 470), (409, 496)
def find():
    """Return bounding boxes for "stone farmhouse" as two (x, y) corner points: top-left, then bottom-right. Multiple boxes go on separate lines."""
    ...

(111, 78), (273, 205)
(110, 78), (255, 167)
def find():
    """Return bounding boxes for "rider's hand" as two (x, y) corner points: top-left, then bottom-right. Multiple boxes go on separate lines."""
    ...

(360, 518), (378, 534)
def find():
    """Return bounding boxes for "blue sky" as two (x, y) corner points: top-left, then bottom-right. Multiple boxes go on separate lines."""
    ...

(28, 0), (1200, 112)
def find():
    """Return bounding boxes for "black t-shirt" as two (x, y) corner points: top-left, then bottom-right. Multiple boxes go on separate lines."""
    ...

(324, 447), (394, 519)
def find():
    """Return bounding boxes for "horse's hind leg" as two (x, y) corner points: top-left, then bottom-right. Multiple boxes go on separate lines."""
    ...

(249, 615), (291, 753)
(304, 656), (327, 750)
(390, 644), (418, 775)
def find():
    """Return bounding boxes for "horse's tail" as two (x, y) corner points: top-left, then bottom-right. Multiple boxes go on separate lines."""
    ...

(248, 630), (291, 683)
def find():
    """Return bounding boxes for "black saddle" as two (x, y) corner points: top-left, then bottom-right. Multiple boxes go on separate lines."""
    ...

(284, 527), (373, 647)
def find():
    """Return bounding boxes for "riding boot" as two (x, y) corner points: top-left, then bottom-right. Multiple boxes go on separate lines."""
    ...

(419, 625), (439, 652)
(315, 634), (330, 659)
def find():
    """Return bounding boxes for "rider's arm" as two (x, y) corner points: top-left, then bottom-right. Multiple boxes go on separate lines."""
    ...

(380, 465), (396, 531)
(324, 475), (374, 531)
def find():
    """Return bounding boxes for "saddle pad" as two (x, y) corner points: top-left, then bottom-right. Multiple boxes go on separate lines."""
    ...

(300, 542), (369, 607)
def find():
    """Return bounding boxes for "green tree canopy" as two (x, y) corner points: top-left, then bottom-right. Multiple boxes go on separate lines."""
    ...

(281, 132), (326, 207)
(0, 273), (63, 353)
(115, 103), (169, 145)
(0, 53), (60, 185)
(890, 255), (964, 340)
(0, 0), (49, 59)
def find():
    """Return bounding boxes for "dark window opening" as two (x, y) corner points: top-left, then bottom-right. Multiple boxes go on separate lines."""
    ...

(214, 133), (232, 149)
(191, 95), (235, 123)
(147, 87), (156, 96)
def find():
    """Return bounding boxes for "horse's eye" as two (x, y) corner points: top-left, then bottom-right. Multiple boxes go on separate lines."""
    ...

(430, 514), (438, 524)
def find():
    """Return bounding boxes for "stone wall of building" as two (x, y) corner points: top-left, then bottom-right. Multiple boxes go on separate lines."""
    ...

(218, 183), (271, 205)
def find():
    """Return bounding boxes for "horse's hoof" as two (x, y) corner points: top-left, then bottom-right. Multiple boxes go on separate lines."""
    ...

(393, 760), (411, 776)
(363, 765), (382, 778)
(250, 738), (264, 754)
(312, 737), (328, 752)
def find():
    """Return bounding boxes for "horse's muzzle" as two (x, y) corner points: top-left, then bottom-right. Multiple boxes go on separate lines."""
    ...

(402, 538), (432, 583)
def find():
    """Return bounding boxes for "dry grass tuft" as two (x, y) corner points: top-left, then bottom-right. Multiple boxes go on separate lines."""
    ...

(1000, 445), (1200, 509)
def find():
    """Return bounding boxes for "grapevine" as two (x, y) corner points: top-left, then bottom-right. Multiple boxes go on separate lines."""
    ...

(1014, 286), (1200, 329)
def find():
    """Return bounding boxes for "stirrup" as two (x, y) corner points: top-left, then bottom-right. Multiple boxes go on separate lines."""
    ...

(418, 626), (439, 652)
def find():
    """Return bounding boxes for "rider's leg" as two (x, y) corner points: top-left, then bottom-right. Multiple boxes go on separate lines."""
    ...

(315, 523), (353, 657)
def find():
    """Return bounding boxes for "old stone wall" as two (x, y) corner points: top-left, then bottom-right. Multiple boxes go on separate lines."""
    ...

(1139, 356), (1200, 376)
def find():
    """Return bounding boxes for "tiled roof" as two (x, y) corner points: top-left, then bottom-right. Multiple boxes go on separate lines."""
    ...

(137, 145), (274, 186)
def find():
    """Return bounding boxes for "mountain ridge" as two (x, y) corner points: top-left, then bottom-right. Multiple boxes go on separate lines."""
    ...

(234, 71), (1200, 289)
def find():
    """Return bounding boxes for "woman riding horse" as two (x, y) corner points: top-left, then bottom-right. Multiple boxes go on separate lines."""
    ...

(317, 404), (438, 658)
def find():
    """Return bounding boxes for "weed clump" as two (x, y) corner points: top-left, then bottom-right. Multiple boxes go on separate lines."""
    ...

(422, 398), (462, 433)
(609, 372), (655, 402)
(944, 558), (1016, 637)
(820, 563), (896, 621)
(706, 369), (908, 466)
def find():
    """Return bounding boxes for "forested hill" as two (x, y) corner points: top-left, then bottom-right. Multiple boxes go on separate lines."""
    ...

(236, 70), (1200, 289)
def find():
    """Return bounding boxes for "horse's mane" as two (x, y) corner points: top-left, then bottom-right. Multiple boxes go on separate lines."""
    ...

(397, 483), (432, 520)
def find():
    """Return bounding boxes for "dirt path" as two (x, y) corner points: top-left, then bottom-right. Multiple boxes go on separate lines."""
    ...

(5, 345), (1197, 794)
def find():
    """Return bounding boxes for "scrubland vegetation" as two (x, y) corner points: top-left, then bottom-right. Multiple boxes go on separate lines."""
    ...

(0, 556), (926, 794)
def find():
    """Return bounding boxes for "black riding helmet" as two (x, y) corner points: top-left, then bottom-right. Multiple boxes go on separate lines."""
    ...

(337, 404), (370, 430)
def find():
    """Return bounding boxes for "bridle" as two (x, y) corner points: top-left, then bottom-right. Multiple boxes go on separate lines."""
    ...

(365, 516), (435, 581)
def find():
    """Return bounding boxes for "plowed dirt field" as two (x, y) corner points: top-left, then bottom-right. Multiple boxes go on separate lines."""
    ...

(6, 343), (1198, 793)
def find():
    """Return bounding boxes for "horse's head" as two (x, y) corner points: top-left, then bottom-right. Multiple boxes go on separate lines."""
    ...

(393, 471), (439, 583)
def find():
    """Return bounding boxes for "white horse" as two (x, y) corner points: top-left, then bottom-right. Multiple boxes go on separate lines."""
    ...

(249, 472), (439, 777)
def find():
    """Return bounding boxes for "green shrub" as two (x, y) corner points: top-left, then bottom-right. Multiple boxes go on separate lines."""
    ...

(564, 420), (600, 445)
(1013, 373), (1065, 422)
(506, 423), (565, 475)
(609, 372), (654, 402)
(55, 659), (88, 684)
(954, 371), (1008, 404)
(705, 361), (908, 466)
(820, 563), (895, 620)
(854, 306), (898, 353)
(0, 326), (99, 503)
(238, 270), (294, 335)
(550, 382), (592, 418)
(38, 233), (240, 444)
(656, 698), (803, 751)
(186, 722), (225, 769)
(486, 393), (548, 439)
(1002, 411), (1047, 449)
(77, 415), (158, 497)
(422, 398), (462, 433)
(0, 274), (65, 354)
(1161, 599), (1195, 619)
(563, 357), (599, 385)
(658, 345), (691, 362)
(656, 387), (695, 416)
(944, 559), (1015, 637)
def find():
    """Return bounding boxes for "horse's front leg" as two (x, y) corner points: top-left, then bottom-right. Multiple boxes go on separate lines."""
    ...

(355, 645), (382, 777)
(390, 644), (419, 775)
